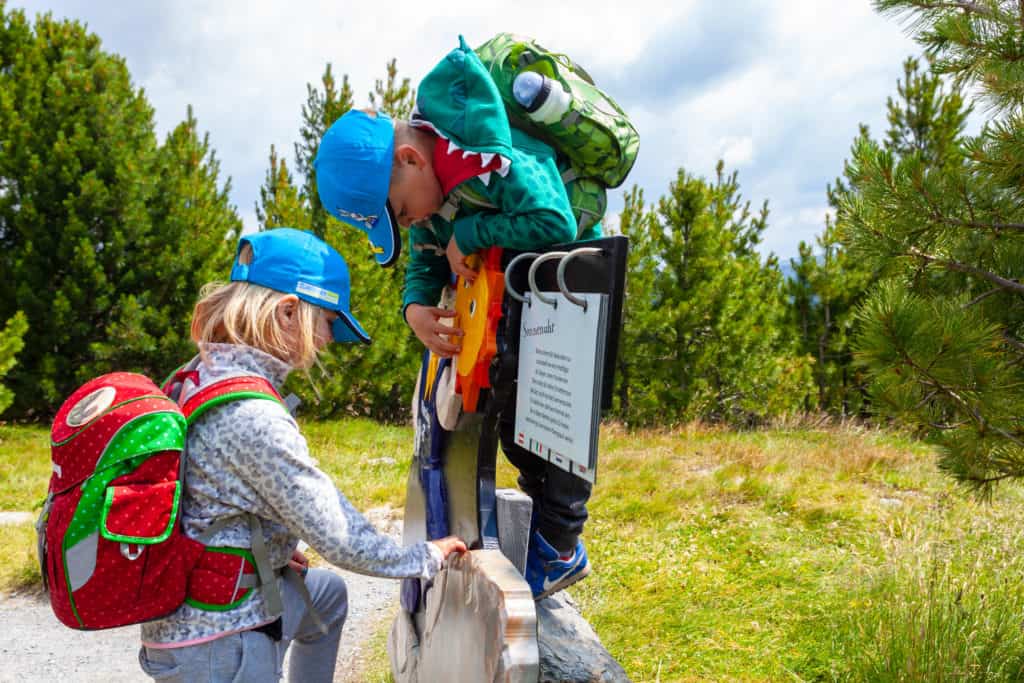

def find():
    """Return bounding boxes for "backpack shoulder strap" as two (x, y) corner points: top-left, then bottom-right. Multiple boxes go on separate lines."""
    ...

(181, 376), (308, 624)
(180, 376), (283, 425)
(160, 363), (189, 393)
(162, 356), (203, 401)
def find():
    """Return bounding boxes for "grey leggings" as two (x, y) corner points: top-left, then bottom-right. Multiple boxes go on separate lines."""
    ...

(138, 568), (348, 682)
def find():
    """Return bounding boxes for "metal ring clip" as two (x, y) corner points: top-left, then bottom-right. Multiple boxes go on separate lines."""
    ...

(503, 252), (539, 304)
(120, 543), (144, 561)
(556, 247), (604, 310)
(528, 252), (570, 307)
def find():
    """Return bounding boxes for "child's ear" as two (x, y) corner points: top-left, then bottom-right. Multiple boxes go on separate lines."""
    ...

(395, 143), (428, 170)
(275, 295), (300, 329)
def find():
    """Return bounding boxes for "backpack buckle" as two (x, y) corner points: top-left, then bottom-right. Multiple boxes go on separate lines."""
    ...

(120, 543), (144, 561)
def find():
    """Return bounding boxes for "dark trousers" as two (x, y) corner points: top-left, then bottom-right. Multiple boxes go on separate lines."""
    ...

(498, 385), (591, 554)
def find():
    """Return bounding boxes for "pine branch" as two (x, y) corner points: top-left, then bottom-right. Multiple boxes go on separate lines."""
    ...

(930, 420), (972, 430)
(912, 179), (1022, 245)
(899, 342), (1024, 450)
(962, 183), (977, 224)
(940, 216), (1024, 232)
(910, 1), (995, 17)
(914, 388), (941, 409)
(906, 245), (1024, 294)
(973, 472), (1020, 486)
(963, 286), (1003, 308)
(1003, 331), (1024, 354)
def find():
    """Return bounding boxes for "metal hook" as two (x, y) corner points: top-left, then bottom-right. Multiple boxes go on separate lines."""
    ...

(528, 252), (570, 307)
(120, 543), (144, 561)
(556, 247), (604, 310)
(503, 252), (539, 304)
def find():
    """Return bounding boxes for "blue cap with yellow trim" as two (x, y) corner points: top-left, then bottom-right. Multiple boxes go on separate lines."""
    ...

(230, 228), (370, 344)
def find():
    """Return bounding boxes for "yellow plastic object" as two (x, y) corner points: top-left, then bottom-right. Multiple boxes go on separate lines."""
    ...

(454, 248), (505, 412)
(455, 256), (486, 378)
(424, 347), (442, 399)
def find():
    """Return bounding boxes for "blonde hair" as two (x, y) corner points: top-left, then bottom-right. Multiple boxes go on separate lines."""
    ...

(191, 245), (325, 369)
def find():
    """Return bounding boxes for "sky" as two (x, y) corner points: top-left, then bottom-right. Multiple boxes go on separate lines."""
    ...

(12, 0), (925, 262)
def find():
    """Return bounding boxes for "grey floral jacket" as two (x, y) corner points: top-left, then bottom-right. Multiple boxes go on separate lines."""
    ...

(141, 343), (441, 646)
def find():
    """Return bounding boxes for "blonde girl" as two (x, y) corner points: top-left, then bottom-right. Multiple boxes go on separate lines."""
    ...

(138, 228), (465, 682)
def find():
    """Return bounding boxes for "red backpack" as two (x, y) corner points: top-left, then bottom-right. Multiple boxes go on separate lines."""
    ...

(36, 368), (283, 630)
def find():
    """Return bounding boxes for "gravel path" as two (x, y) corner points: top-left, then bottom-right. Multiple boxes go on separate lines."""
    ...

(0, 507), (402, 683)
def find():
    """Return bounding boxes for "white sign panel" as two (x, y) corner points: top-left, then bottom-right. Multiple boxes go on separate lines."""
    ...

(514, 291), (608, 483)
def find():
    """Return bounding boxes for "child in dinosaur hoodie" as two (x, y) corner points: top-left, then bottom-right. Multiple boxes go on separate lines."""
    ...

(314, 36), (598, 600)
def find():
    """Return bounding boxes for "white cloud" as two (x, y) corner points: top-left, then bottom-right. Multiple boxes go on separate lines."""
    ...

(719, 136), (755, 168)
(601, 212), (622, 236)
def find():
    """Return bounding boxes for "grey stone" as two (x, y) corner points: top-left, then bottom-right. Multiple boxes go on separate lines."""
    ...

(537, 593), (631, 682)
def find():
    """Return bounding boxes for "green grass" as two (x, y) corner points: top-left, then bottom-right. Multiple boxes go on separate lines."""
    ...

(300, 418), (416, 509)
(0, 424), (51, 592)
(5, 420), (1024, 681)
(569, 424), (1024, 681)
(0, 424), (52, 510)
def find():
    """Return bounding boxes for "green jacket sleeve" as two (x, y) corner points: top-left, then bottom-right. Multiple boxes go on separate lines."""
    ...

(402, 221), (452, 315)
(451, 150), (576, 255)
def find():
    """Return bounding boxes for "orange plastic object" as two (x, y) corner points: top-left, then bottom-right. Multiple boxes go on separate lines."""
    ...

(454, 247), (504, 413)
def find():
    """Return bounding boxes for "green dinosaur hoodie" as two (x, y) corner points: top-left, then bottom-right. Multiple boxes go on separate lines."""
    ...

(403, 36), (598, 312)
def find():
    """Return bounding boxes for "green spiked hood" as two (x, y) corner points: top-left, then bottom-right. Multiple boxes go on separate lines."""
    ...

(413, 36), (515, 164)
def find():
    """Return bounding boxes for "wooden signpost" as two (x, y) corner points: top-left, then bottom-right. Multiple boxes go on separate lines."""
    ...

(387, 238), (631, 683)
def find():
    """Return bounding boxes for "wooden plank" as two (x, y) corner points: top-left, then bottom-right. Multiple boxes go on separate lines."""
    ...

(388, 550), (538, 683)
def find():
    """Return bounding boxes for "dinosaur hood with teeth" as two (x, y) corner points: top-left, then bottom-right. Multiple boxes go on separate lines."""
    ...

(412, 35), (515, 175)
(400, 36), (590, 314)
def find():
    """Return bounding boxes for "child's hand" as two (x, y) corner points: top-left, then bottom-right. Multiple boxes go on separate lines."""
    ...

(431, 535), (468, 560)
(288, 548), (310, 577)
(446, 238), (477, 283)
(407, 304), (463, 358)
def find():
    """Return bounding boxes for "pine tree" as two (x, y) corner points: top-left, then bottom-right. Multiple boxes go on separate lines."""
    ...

(0, 312), (28, 414)
(255, 144), (307, 231)
(840, 1), (1024, 493)
(1, 7), (157, 414)
(786, 216), (873, 416)
(258, 59), (421, 420)
(89, 105), (241, 378)
(616, 163), (813, 426)
(369, 59), (415, 120)
(885, 56), (971, 165)
(793, 57), (970, 417)
(312, 61), (419, 420)
(294, 65), (354, 238)
(0, 7), (240, 416)
(785, 240), (820, 411)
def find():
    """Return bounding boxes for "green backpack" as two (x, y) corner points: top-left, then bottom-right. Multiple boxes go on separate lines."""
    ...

(474, 33), (640, 237)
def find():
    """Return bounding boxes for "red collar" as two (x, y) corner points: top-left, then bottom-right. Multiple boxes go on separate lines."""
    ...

(432, 135), (504, 196)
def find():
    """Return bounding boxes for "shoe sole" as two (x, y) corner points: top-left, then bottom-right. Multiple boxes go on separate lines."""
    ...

(534, 563), (591, 601)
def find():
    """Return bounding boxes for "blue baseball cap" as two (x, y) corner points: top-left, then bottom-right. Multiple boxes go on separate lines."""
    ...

(314, 110), (400, 268)
(230, 228), (370, 344)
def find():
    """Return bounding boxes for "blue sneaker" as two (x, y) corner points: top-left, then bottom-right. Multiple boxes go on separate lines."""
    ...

(524, 531), (590, 600)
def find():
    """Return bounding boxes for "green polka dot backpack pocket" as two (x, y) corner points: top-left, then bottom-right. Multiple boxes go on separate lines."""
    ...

(38, 371), (282, 630)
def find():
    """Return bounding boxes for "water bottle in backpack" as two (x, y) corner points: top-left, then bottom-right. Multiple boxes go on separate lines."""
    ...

(512, 71), (572, 125)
